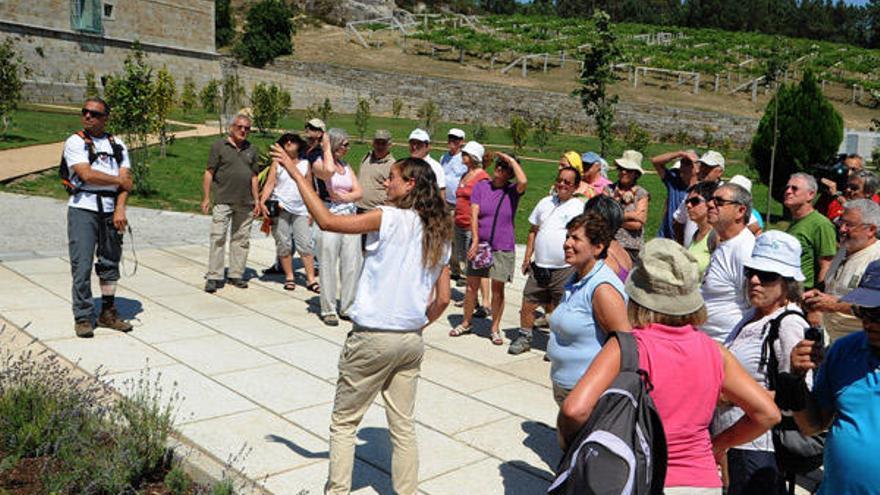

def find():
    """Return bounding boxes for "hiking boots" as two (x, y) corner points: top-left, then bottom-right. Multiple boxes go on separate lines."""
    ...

(204, 279), (219, 293)
(228, 278), (248, 289)
(507, 334), (532, 355)
(75, 320), (94, 338)
(97, 307), (133, 332)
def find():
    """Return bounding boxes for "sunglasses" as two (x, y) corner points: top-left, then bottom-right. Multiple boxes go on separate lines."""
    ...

(745, 268), (783, 284)
(784, 184), (800, 192)
(709, 196), (742, 207)
(556, 178), (575, 186)
(686, 197), (704, 207)
(845, 183), (862, 191)
(81, 108), (107, 118)
(340, 142), (350, 148)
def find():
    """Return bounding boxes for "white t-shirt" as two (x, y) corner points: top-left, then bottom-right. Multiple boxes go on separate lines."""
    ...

(271, 159), (310, 215)
(63, 133), (130, 213)
(528, 195), (584, 268)
(700, 227), (755, 342)
(424, 155), (446, 192)
(349, 206), (451, 330)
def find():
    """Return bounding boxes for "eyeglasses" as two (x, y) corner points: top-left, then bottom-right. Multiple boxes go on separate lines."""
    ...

(234, 124), (251, 131)
(686, 197), (704, 207)
(839, 220), (870, 231)
(745, 268), (783, 284)
(618, 168), (637, 174)
(708, 196), (742, 207)
(81, 108), (107, 118)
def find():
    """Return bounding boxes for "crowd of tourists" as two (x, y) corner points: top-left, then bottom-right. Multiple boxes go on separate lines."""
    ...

(62, 97), (880, 494)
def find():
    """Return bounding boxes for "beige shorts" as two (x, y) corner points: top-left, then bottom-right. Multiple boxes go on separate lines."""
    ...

(523, 265), (574, 306)
(467, 249), (515, 283)
(272, 210), (313, 257)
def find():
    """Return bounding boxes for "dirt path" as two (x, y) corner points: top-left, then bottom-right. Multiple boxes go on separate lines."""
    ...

(0, 115), (220, 183)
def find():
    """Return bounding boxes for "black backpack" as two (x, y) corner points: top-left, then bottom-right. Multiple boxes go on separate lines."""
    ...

(760, 310), (825, 476)
(60, 130), (125, 195)
(549, 332), (667, 495)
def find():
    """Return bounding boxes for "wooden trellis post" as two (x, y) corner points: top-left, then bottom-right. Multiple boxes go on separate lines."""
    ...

(751, 79), (758, 102)
(714, 73), (720, 92)
(522, 57), (528, 77)
(693, 74), (700, 94)
(543, 54), (548, 73)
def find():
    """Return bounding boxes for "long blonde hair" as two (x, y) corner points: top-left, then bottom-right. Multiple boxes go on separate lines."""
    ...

(390, 158), (453, 269)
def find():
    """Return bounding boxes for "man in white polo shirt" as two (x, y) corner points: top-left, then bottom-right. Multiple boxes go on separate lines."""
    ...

(408, 128), (445, 197)
(508, 166), (585, 354)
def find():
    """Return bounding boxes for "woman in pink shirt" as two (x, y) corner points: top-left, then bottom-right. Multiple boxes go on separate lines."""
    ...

(557, 239), (780, 494)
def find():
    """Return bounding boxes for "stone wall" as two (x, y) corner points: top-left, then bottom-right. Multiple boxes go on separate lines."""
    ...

(232, 59), (760, 144)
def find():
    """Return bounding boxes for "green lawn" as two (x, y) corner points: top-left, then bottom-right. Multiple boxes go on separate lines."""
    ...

(2, 108), (786, 243)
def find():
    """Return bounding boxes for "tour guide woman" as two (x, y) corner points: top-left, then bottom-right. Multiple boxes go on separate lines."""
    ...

(272, 148), (452, 495)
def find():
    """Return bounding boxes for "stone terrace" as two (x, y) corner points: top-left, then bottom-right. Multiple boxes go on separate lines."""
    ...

(0, 196), (560, 494)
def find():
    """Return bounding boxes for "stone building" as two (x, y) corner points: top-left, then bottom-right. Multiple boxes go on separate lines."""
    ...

(0, 0), (222, 102)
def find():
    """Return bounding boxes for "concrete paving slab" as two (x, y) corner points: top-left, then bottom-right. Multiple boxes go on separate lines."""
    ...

(263, 458), (393, 495)
(453, 416), (560, 480)
(3, 256), (70, 274)
(0, 284), (67, 311)
(180, 409), (329, 478)
(107, 363), (259, 425)
(262, 338), (343, 381)
(118, 265), (196, 298)
(127, 308), (218, 344)
(419, 456), (550, 495)
(202, 313), (315, 347)
(414, 381), (510, 436)
(4, 306), (83, 341)
(46, 332), (176, 375)
(472, 380), (557, 426)
(152, 292), (254, 320)
(417, 348), (519, 395)
(154, 334), (277, 376)
(503, 353), (553, 385)
(213, 362), (336, 415)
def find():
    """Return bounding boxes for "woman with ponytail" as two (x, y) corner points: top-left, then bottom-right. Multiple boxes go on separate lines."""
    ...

(270, 147), (452, 495)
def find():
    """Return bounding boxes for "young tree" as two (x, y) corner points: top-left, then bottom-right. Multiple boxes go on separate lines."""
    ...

(152, 67), (176, 158)
(215, 0), (236, 48)
(355, 97), (371, 142)
(180, 77), (198, 114)
(472, 122), (488, 143)
(104, 46), (156, 195)
(220, 72), (245, 130)
(509, 115), (529, 152)
(391, 97), (403, 118)
(251, 82), (291, 134)
(576, 9), (621, 157)
(233, 0), (295, 68)
(199, 79), (220, 113)
(416, 100), (438, 138)
(750, 70), (843, 202)
(318, 97), (333, 124)
(0, 38), (28, 139)
(532, 118), (551, 152)
(84, 70), (99, 98)
(760, 40), (791, 218)
(623, 122), (650, 154)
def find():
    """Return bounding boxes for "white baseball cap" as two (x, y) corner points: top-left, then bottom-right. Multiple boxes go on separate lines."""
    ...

(448, 128), (465, 139)
(698, 150), (725, 170)
(461, 141), (484, 162)
(727, 175), (752, 193)
(408, 129), (430, 142)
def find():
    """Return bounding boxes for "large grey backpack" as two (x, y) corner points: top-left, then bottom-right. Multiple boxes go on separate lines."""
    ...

(548, 332), (667, 495)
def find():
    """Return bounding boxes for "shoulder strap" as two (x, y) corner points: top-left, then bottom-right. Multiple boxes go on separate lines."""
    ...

(77, 130), (98, 165)
(106, 133), (125, 166)
(615, 332), (640, 374)
(761, 309), (807, 389)
(487, 187), (507, 245)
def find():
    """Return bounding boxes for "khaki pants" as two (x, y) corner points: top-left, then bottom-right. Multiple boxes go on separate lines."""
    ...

(326, 329), (424, 495)
(207, 203), (253, 280)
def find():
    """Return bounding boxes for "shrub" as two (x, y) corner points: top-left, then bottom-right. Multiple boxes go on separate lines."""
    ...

(0, 38), (28, 139)
(472, 122), (488, 142)
(319, 97), (333, 124)
(180, 77), (198, 114)
(251, 82), (292, 133)
(532, 119), (551, 152)
(152, 67), (176, 158)
(164, 465), (192, 495)
(200, 79), (221, 113)
(392, 97), (403, 118)
(355, 97), (371, 141)
(750, 70), (843, 201)
(509, 114), (530, 152)
(623, 122), (650, 154)
(233, 0), (295, 68)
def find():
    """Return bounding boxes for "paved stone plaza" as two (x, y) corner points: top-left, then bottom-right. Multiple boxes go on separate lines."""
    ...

(0, 193), (560, 494)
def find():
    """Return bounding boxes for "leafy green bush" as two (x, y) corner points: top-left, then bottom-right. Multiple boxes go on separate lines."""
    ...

(509, 114), (530, 151)
(750, 70), (843, 201)
(251, 82), (292, 134)
(180, 77), (198, 114)
(0, 38), (28, 139)
(392, 97), (403, 118)
(233, 0), (295, 68)
(623, 122), (650, 154)
(417, 100), (439, 138)
(355, 97), (371, 141)
(164, 465), (192, 495)
(215, 0), (236, 48)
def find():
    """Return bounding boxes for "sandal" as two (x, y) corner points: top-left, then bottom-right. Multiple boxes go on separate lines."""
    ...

(491, 331), (503, 346)
(284, 280), (296, 291)
(306, 282), (321, 294)
(449, 324), (472, 337)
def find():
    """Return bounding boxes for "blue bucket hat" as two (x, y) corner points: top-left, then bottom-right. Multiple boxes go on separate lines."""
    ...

(581, 151), (603, 165)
